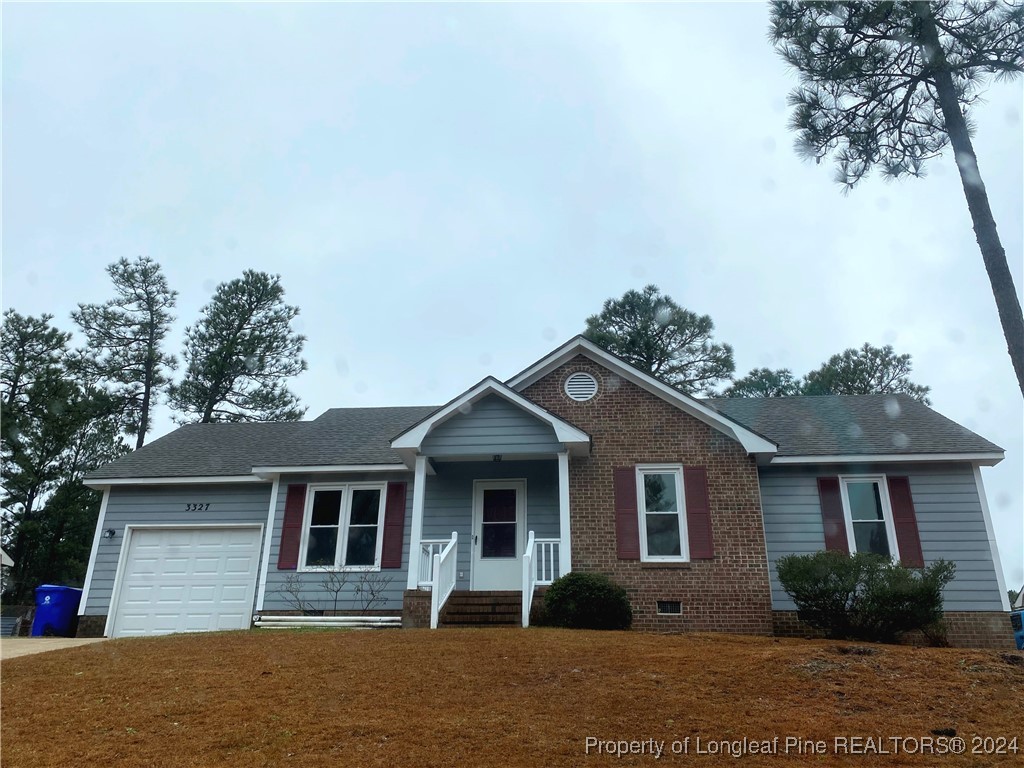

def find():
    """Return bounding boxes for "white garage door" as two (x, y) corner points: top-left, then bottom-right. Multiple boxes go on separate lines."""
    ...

(110, 526), (262, 637)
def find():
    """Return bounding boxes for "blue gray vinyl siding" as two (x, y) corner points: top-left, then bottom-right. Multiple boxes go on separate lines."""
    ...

(422, 460), (561, 590)
(261, 471), (413, 613)
(83, 483), (272, 615)
(758, 463), (1004, 611)
(420, 394), (563, 458)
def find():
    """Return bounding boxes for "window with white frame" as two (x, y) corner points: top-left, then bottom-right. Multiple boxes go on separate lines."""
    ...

(840, 477), (899, 559)
(300, 484), (386, 570)
(637, 465), (688, 561)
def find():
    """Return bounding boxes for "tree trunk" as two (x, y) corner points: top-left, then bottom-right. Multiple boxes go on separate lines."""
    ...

(137, 355), (153, 450)
(915, 2), (1024, 396)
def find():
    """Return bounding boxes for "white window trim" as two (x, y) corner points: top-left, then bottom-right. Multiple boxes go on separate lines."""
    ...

(838, 475), (901, 561)
(297, 482), (388, 572)
(636, 464), (689, 563)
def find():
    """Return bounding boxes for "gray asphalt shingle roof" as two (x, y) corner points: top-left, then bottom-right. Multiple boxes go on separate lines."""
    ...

(87, 394), (1001, 480)
(707, 393), (1002, 457)
(87, 406), (436, 479)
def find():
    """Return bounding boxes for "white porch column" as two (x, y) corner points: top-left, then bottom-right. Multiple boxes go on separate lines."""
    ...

(406, 454), (428, 590)
(558, 451), (572, 578)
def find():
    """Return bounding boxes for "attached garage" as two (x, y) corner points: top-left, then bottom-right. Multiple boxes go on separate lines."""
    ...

(107, 525), (263, 638)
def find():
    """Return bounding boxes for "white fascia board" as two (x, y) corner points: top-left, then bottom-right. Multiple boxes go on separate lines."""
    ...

(391, 376), (590, 450)
(973, 464), (1011, 612)
(250, 464), (409, 475)
(83, 475), (270, 488)
(507, 337), (777, 456)
(770, 452), (1004, 466)
(77, 487), (110, 614)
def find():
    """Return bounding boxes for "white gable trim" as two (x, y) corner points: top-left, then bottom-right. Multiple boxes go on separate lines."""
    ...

(391, 377), (590, 460)
(506, 337), (777, 457)
(973, 464), (1011, 612)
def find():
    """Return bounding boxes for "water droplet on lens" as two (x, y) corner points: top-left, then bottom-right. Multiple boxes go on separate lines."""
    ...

(884, 398), (901, 419)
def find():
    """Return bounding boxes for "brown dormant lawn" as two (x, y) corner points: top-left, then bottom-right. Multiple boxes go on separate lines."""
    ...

(2, 628), (1021, 767)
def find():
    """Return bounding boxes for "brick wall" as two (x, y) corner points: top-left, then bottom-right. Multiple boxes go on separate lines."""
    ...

(773, 610), (1016, 649)
(402, 590), (431, 628)
(76, 615), (106, 638)
(938, 612), (1017, 649)
(523, 356), (773, 634)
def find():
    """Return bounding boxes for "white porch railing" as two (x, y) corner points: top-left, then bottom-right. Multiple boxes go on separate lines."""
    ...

(418, 539), (449, 587)
(522, 532), (537, 627)
(522, 534), (561, 627)
(429, 532), (458, 629)
(534, 538), (559, 585)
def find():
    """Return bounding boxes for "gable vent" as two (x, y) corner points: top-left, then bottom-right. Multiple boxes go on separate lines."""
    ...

(564, 372), (598, 401)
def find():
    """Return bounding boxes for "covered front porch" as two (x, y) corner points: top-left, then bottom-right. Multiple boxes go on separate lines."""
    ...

(389, 379), (589, 628)
(404, 455), (571, 628)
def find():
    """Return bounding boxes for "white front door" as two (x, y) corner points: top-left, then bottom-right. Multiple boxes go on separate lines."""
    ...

(471, 479), (525, 590)
(109, 526), (262, 638)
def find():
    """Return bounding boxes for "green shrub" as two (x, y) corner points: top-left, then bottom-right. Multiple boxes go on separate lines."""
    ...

(542, 572), (632, 630)
(776, 551), (955, 643)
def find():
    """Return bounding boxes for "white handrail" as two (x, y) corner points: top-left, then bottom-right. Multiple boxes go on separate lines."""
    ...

(429, 532), (458, 629)
(418, 539), (449, 587)
(522, 530), (536, 627)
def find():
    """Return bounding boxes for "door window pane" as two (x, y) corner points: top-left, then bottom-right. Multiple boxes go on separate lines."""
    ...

(482, 522), (516, 558)
(644, 473), (679, 513)
(483, 489), (516, 522)
(645, 514), (682, 557)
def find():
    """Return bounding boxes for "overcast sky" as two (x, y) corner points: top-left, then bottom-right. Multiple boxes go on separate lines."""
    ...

(4, 3), (1021, 591)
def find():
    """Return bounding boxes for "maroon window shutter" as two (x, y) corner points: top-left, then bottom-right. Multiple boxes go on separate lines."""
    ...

(613, 467), (640, 560)
(277, 484), (307, 570)
(381, 482), (407, 569)
(887, 476), (924, 567)
(817, 476), (849, 553)
(683, 467), (715, 559)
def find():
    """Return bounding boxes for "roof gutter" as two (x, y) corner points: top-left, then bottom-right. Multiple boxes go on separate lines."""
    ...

(768, 451), (1004, 466)
(83, 475), (270, 488)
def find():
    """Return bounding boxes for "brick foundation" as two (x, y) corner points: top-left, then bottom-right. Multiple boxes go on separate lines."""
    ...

(524, 357), (774, 635)
(773, 610), (1017, 649)
(76, 615), (107, 637)
(936, 612), (1017, 649)
(402, 590), (431, 628)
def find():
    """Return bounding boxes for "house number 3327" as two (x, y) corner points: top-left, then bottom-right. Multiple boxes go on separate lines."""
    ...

(184, 503), (211, 511)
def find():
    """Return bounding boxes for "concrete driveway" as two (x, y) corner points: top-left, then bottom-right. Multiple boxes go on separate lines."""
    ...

(1, 637), (107, 660)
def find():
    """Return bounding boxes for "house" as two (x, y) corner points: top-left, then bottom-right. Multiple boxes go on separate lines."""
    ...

(76, 337), (1013, 647)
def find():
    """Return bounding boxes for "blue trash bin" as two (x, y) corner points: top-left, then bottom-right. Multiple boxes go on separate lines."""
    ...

(1011, 610), (1024, 651)
(31, 585), (83, 637)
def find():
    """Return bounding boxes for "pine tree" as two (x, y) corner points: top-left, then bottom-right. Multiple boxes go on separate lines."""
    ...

(802, 343), (931, 402)
(724, 368), (803, 398)
(1, 312), (127, 602)
(770, 1), (1024, 395)
(168, 270), (308, 423)
(584, 285), (734, 394)
(72, 256), (177, 449)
